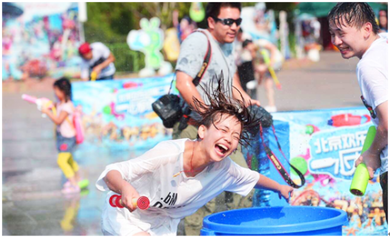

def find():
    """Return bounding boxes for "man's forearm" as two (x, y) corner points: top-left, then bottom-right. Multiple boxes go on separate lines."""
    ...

(368, 123), (388, 156)
(176, 71), (205, 109)
(97, 54), (115, 70)
(368, 101), (388, 156)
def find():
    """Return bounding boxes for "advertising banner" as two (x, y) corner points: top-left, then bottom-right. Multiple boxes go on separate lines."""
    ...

(72, 74), (175, 153)
(265, 108), (387, 236)
(72, 76), (386, 235)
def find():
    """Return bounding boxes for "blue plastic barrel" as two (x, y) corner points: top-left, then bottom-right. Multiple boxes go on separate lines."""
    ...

(200, 206), (348, 236)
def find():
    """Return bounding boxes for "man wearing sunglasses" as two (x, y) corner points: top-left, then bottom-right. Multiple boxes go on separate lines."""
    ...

(174, 2), (260, 236)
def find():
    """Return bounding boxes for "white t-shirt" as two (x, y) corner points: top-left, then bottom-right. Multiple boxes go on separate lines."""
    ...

(80, 42), (116, 79)
(356, 33), (388, 174)
(175, 30), (237, 122)
(56, 101), (76, 138)
(95, 138), (259, 236)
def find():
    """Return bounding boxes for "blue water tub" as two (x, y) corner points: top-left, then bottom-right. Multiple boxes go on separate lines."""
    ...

(200, 206), (348, 236)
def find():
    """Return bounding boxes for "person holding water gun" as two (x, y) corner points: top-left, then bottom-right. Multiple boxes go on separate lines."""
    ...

(95, 76), (293, 236)
(328, 3), (388, 222)
(242, 38), (284, 113)
(78, 42), (116, 81)
(41, 78), (84, 194)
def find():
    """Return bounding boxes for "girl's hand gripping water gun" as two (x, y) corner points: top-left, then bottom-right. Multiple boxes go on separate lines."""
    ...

(109, 194), (150, 210)
(22, 94), (57, 117)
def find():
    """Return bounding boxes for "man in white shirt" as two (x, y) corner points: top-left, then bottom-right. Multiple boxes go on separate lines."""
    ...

(328, 2), (388, 222)
(78, 42), (116, 81)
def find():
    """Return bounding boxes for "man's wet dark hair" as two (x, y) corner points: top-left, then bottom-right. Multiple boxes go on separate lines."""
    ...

(328, 3), (380, 34)
(206, 3), (241, 27)
(191, 73), (260, 147)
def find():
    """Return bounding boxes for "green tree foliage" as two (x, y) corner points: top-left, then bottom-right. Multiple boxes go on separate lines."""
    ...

(84, 2), (260, 44)
(84, 2), (196, 43)
(82, 2), (296, 72)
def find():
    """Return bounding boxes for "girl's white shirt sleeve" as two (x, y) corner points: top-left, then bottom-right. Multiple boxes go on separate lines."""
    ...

(224, 158), (260, 196)
(96, 141), (179, 192)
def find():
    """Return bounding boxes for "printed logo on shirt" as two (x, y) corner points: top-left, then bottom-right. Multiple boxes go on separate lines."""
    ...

(361, 95), (377, 119)
(152, 192), (178, 209)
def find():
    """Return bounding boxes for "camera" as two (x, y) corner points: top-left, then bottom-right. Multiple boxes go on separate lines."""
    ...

(152, 94), (183, 128)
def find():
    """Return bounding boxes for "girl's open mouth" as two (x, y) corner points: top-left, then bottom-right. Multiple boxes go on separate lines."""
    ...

(215, 143), (229, 156)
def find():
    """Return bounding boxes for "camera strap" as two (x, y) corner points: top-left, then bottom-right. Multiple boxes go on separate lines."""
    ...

(154, 32), (212, 129)
(177, 30), (212, 128)
(168, 30), (212, 95)
(258, 124), (305, 189)
(192, 30), (212, 87)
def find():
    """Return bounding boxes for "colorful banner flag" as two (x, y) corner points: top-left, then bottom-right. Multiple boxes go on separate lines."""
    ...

(72, 74), (176, 151)
(266, 108), (387, 236)
(72, 77), (387, 235)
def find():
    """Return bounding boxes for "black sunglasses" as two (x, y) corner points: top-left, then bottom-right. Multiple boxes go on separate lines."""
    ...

(212, 17), (242, 27)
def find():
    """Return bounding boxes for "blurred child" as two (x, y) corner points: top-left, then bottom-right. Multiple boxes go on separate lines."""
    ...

(42, 77), (82, 194)
(242, 39), (284, 112)
(378, 9), (388, 33)
(96, 76), (293, 236)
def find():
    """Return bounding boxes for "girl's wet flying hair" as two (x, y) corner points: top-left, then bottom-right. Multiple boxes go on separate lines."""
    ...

(53, 77), (72, 102)
(192, 73), (261, 147)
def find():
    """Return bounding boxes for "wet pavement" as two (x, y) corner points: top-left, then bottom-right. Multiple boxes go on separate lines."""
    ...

(2, 51), (361, 235)
(257, 51), (361, 111)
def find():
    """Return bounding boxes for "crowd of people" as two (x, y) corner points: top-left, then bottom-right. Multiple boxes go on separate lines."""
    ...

(91, 2), (388, 236)
(39, 2), (387, 236)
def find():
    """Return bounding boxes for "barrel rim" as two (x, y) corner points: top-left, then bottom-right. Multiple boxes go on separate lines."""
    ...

(202, 206), (348, 235)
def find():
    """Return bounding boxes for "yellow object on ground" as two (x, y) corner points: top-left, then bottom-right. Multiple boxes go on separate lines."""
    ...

(60, 201), (80, 231)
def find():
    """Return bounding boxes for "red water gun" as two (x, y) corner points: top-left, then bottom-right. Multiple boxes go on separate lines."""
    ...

(109, 194), (150, 210)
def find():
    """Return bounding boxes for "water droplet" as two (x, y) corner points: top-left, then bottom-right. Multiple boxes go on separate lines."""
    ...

(171, 180), (177, 187)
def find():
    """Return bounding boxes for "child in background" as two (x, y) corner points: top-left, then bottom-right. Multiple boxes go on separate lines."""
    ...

(242, 39), (284, 113)
(42, 77), (82, 194)
(96, 76), (293, 236)
(378, 9), (388, 33)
